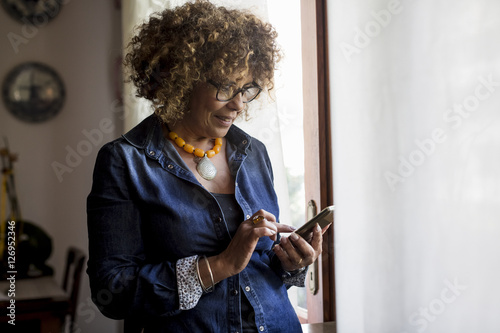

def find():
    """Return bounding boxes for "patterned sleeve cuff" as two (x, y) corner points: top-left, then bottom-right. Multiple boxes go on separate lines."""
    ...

(282, 267), (308, 287)
(176, 255), (204, 310)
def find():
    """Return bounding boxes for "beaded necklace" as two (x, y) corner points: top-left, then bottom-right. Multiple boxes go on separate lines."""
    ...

(168, 131), (222, 180)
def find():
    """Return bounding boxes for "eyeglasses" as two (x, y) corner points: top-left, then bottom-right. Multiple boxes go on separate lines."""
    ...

(208, 80), (262, 103)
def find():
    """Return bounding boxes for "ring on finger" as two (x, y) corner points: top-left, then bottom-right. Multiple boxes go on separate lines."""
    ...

(252, 215), (265, 225)
(296, 258), (303, 266)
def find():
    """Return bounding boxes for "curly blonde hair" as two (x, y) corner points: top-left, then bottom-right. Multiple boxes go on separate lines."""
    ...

(124, 0), (281, 124)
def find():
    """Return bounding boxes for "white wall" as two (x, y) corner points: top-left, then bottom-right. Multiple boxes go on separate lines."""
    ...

(330, 0), (500, 332)
(0, 1), (122, 332)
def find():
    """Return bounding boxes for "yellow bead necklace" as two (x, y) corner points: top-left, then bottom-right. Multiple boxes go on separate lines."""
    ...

(168, 131), (222, 181)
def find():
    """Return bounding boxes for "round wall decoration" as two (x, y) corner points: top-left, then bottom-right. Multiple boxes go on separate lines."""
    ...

(1, 0), (63, 24)
(2, 62), (65, 123)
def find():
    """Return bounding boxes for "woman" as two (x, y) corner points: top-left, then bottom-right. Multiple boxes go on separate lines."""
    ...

(87, 1), (325, 332)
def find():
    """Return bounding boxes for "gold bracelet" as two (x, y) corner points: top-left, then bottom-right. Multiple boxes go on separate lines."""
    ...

(196, 255), (209, 292)
(202, 255), (215, 293)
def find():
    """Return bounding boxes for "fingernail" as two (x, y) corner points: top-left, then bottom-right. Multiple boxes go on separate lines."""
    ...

(316, 224), (321, 231)
(290, 233), (299, 241)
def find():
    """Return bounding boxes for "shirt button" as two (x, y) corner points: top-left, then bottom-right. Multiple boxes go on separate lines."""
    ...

(149, 150), (155, 156)
(231, 289), (238, 296)
(242, 140), (248, 145)
(167, 164), (173, 169)
(217, 217), (222, 223)
(245, 286), (251, 292)
(235, 182), (238, 187)
(259, 326), (265, 331)
(246, 215), (250, 220)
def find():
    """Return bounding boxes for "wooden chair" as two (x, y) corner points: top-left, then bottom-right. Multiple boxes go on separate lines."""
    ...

(62, 247), (86, 332)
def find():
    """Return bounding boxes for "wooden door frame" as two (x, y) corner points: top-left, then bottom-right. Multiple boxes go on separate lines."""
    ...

(301, 0), (335, 323)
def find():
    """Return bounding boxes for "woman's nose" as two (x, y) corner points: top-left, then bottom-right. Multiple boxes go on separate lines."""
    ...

(227, 92), (245, 110)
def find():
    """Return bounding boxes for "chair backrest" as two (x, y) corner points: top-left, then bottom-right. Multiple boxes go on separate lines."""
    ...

(62, 247), (86, 330)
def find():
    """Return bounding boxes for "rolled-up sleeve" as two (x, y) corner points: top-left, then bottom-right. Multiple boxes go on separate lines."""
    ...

(176, 255), (204, 310)
(266, 248), (308, 288)
(282, 267), (307, 287)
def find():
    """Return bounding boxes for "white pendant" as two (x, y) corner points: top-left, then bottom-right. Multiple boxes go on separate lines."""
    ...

(196, 155), (217, 180)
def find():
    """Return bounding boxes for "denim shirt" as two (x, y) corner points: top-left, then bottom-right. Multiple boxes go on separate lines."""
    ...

(87, 115), (303, 333)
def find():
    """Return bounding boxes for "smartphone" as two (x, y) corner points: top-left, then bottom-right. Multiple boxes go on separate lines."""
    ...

(293, 205), (334, 243)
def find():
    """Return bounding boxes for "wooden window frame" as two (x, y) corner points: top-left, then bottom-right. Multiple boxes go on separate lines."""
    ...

(301, 0), (335, 323)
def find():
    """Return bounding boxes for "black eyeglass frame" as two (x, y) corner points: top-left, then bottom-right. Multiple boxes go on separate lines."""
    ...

(207, 80), (262, 103)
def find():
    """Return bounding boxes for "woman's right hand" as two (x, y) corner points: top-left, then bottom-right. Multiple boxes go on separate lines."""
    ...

(208, 209), (295, 283)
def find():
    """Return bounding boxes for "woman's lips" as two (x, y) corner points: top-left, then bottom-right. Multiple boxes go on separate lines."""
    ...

(215, 115), (234, 127)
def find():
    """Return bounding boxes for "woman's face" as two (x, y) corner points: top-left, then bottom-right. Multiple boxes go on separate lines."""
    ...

(181, 75), (254, 140)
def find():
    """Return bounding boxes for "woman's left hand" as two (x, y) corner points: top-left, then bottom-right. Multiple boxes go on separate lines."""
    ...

(272, 223), (329, 272)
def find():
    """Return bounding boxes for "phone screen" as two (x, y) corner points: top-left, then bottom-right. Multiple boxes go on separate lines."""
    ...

(293, 205), (334, 243)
